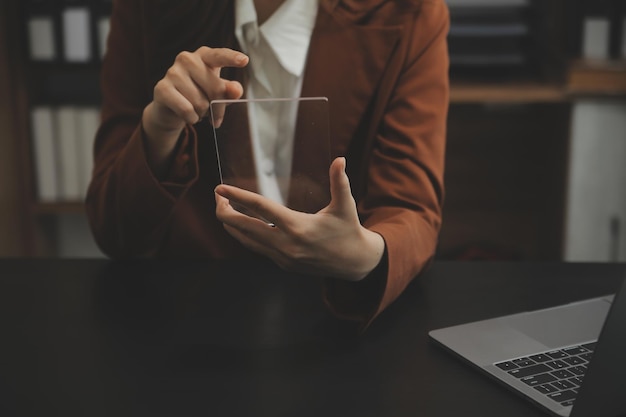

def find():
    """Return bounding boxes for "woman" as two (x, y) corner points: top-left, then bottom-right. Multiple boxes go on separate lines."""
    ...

(86, 0), (449, 328)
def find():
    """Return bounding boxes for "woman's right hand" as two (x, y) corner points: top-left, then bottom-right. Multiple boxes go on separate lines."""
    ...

(142, 47), (249, 177)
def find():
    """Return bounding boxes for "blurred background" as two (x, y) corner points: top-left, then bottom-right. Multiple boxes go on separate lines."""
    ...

(0, 0), (625, 261)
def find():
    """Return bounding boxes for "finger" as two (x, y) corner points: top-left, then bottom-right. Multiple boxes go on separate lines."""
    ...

(222, 221), (303, 271)
(153, 78), (202, 125)
(174, 77), (212, 123)
(215, 191), (275, 230)
(196, 46), (249, 69)
(216, 193), (288, 256)
(327, 157), (356, 214)
(209, 80), (244, 127)
(185, 59), (243, 98)
(182, 49), (246, 127)
(164, 57), (218, 123)
(223, 224), (277, 257)
(224, 80), (244, 99)
(185, 66), (243, 126)
(215, 185), (293, 229)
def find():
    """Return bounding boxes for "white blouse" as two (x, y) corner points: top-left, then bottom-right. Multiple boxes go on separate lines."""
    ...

(234, 0), (319, 205)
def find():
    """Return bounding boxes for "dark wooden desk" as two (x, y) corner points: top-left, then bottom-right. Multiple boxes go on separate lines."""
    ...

(1, 260), (623, 417)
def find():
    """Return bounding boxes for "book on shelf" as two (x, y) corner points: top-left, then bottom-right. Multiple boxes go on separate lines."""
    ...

(577, 0), (626, 61)
(30, 107), (60, 202)
(30, 105), (100, 203)
(25, 1), (57, 61)
(56, 107), (82, 201)
(583, 15), (611, 60)
(62, 6), (92, 62)
(24, 0), (112, 63)
(447, 35), (528, 58)
(449, 24), (528, 37)
(445, 0), (533, 77)
(27, 17), (56, 61)
(583, 19), (610, 60)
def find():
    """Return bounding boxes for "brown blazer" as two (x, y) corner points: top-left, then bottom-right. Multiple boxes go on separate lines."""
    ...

(86, 0), (450, 327)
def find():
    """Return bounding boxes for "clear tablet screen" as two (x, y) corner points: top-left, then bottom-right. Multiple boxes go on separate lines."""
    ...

(210, 97), (330, 214)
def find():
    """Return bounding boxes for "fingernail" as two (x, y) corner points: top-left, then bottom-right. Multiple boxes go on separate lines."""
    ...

(236, 54), (248, 64)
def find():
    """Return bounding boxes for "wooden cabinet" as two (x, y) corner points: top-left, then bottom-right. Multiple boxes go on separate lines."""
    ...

(440, 64), (626, 261)
(436, 0), (626, 261)
(440, 103), (571, 260)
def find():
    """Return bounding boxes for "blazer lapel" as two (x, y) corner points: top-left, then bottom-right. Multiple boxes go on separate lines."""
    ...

(288, 4), (402, 210)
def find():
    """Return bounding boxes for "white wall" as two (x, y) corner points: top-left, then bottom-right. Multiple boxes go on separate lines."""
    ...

(564, 100), (626, 262)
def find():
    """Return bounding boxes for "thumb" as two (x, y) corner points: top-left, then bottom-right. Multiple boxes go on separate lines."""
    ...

(328, 157), (356, 214)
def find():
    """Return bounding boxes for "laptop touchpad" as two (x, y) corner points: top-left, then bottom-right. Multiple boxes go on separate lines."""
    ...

(503, 298), (612, 348)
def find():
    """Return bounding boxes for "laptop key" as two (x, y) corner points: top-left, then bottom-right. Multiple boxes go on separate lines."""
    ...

(580, 342), (596, 351)
(508, 364), (552, 378)
(550, 369), (575, 379)
(546, 350), (568, 359)
(579, 353), (593, 362)
(561, 400), (576, 407)
(546, 360), (568, 369)
(569, 365), (587, 376)
(547, 390), (577, 403)
(534, 383), (559, 394)
(551, 380), (575, 390)
(563, 346), (588, 355)
(563, 356), (585, 366)
(521, 373), (556, 386)
(569, 376), (584, 386)
(529, 353), (551, 363)
(495, 361), (519, 371)
(512, 358), (536, 367)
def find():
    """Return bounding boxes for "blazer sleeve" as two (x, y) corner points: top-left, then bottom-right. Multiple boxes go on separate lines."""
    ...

(323, 0), (450, 328)
(85, 0), (200, 258)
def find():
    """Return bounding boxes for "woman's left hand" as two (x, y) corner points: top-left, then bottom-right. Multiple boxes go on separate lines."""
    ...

(215, 157), (385, 281)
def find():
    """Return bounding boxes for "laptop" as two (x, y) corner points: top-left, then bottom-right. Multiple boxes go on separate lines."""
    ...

(429, 278), (626, 417)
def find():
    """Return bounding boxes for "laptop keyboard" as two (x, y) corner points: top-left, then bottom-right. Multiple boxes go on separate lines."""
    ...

(494, 341), (597, 407)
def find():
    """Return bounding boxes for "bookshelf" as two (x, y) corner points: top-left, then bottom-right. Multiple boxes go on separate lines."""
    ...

(1, 0), (625, 259)
(1, 0), (110, 256)
(438, 0), (626, 261)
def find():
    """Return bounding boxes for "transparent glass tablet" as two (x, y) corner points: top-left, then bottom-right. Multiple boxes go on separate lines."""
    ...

(210, 97), (330, 214)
